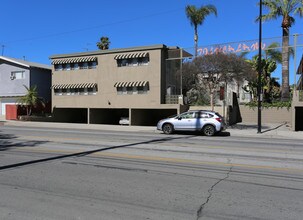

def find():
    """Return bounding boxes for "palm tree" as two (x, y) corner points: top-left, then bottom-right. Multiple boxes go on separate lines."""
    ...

(185, 4), (217, 57)
(259, 0), (303, 101)
(97, 36), (110, 50)
(17, 85), (44, 116)
(265, 42), (294, 64)
(265, 42), (282, 63)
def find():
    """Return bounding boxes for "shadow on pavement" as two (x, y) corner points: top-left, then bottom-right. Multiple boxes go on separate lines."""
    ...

(228, 122), (288, 133)
(0, 131), (48, 151)
(0, 135), (196, 171)
(229, 124), (271, 130)
(261, 123), (287, 134)
(164, 131), (231, 137)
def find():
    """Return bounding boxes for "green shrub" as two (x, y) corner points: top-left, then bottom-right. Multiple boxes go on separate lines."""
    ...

(244, 101), (291, 110)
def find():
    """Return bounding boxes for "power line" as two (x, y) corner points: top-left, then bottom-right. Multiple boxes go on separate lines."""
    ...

(3, 8), (183, 45)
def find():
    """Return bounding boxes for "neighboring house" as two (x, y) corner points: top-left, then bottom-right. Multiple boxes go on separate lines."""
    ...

(0, 56), (52, 117)
(49, 44), (190, 125)
(214, 80), (251, 106)
(292, 55), (303, 131)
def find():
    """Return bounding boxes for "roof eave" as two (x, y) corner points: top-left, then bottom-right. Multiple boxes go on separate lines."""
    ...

(49, 44), (168, 59)
(0, 56), (30, 68)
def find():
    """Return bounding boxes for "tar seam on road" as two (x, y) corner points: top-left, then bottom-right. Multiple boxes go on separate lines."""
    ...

(196, 166), (233, 220)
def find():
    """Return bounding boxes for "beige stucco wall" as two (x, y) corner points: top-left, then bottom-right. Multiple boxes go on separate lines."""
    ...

(239, 106), (291, 124)
(190, 105), (291, 124)
(52, 49), (163, 109)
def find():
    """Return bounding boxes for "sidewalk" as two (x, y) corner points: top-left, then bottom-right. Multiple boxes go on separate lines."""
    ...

(1, 118), (302, 140)
(227, 122), (303, 140)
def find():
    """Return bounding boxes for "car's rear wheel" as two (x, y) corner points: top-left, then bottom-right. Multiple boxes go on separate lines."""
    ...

(203, 124), (215, 136)
(162, 123), (174, 134)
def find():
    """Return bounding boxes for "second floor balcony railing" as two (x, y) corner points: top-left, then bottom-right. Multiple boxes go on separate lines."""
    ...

(165, 95), (179, 104)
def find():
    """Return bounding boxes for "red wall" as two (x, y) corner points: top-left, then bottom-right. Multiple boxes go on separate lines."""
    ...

(5, 105), (18, 120)
(5, 105), (27, 120)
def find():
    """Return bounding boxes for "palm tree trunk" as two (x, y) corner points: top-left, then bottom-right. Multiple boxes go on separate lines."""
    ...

(281, 28), (290, 101)
(26, 106), (30, 116)
(194, 26), (198, 57)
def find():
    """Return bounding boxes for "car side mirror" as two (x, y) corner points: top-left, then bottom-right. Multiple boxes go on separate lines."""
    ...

(177, 116), (182, 120)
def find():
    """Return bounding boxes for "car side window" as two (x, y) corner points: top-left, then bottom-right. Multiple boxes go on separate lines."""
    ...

(190, 112), (210, 118)
(180, 112), (195, 119)
(200, 113), (214, 118)
(201, 113), (209, 118)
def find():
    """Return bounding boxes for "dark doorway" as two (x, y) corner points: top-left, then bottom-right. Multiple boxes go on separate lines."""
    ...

(295, 107), (303, 131)
(53, 108), (88, 123)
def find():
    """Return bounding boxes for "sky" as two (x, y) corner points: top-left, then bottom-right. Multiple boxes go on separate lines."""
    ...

(1, 0), (303, 83)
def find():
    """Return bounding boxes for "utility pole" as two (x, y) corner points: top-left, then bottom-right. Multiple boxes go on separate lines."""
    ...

(180, 48), (183, 96)
(257, 0), (262, 133)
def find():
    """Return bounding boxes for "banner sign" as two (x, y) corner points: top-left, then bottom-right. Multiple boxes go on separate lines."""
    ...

(197, 42), (266, 56)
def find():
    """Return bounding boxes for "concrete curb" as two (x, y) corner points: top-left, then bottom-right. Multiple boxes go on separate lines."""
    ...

(1, 120), (303, 140)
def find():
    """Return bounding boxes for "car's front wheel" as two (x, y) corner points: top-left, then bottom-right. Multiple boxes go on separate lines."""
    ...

(203, 124), (215, 136)
(162, 123), (174, 134)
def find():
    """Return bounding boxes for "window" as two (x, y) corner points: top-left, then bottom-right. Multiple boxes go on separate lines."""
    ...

(117, 57), (149, 67)
(54, 57), (98, 71)
(180, 112), (195, 119)
(117, 87), (123, 95)
(118, 59), (128, 67)
(117, 84), (149, 95)
(56, 62), (91, 71)
(127, 87), (133, 94)
(54, 89), (63, 95)
(137, 85), (148, 94)
(74, 63), (79, 70)
(70, 88), (76, 95)
(55, 64), (63, 71)
(79, 62), (88, 69)
(130, 58), (138, 66)
(200, 113), (213, 118)
(65, 63), (71, 71)
(79, 88), (85, 95)
(133, 86), (138, 94)
(71, 63), (79, 70)
(88, 87), (97, 95)
(11, 71), (25, 80)
(88, 61), (97, 69)
(122, 87), (127, 95)
(53, 84), (97, 96)
(138, 57), (149, 66)
(62, 64), (67, 71)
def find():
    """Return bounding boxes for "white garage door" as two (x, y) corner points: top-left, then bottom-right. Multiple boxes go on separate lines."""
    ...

(1, 99), (17, 116)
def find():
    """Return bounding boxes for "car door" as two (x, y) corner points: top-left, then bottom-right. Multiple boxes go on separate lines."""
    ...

(173, 112), (197, 131)
(199, 112), (212, 128)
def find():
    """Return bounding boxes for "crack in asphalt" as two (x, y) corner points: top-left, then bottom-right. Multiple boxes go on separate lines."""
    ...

(196, 166), (233, 220)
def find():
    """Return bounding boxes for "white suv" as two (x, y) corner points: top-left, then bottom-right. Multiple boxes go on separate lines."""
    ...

(157, 110), (225, 136)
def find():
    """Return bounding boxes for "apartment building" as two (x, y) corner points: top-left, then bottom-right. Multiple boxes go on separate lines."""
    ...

(49, 44), (190, 125)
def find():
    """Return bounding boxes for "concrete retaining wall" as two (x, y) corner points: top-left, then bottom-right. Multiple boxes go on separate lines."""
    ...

(239, 106), (291, 124)
(190, 105), (291, 124)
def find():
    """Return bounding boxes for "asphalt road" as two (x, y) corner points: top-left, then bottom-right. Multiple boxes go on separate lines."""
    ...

(1, 125), (303, 220)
